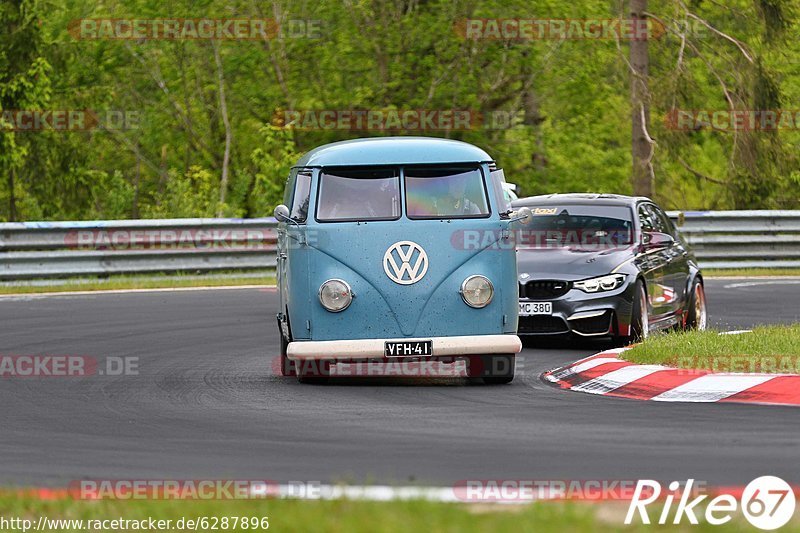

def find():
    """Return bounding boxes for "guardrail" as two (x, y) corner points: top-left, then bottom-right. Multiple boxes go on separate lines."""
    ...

(668, 210), (800, 270)
(0, 218), (277, 279)
(0, 212), (797, 279)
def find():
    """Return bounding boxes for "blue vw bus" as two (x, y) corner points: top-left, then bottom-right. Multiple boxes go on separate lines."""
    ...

(274, 137), (529, 383)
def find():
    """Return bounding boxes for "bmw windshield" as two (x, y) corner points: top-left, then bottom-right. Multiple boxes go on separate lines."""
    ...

(518, 205), (634, 249)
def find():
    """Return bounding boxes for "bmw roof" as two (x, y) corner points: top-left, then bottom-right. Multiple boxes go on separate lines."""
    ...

(512, 193), (652, 207)
(292, 137), (494, 168)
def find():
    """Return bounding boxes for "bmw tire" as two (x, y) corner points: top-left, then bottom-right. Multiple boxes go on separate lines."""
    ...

(685, 278), (708, 331)
(621, 279), (649, 345)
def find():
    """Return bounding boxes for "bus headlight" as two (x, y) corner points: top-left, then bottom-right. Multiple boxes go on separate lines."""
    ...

(319, 279), (353, 312)
(460, 275), (494, 308)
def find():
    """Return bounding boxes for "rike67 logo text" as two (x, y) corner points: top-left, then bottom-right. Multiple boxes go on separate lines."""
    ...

(626, 477), (796, 530)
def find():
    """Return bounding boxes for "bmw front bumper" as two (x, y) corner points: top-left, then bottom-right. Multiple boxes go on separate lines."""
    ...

(518, 284), (636, 337)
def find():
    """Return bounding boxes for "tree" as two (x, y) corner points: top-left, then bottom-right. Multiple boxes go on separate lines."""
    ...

(630, 0), (654, 198)
(1, 0), (798, 220)
(0, 0), (51, 221)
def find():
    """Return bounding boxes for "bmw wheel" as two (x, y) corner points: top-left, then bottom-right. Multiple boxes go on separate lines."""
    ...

(685, 279), (707, 331)
(624, 279), (649, 345)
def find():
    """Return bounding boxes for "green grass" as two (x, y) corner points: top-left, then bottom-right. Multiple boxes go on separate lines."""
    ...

(0, 496), (596, 533)
(623, 325), (800, 373)
(0, 274), (275, 295)
(0, 494), (793, 532)
(704, 268), (800, 278)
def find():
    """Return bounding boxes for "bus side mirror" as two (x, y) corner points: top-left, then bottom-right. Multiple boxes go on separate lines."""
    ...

(510, 206), (532, 225)
(274, 204), (292, 222)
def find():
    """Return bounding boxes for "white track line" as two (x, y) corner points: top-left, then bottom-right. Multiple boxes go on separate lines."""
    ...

(0, 285), (277, 299)
(248, 484), (564, 504)
(724, 280), (800, 289)
(250, 484), (463, 503)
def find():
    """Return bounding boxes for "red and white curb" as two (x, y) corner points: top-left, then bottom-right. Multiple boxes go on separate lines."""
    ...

(542, 347), (800, 406)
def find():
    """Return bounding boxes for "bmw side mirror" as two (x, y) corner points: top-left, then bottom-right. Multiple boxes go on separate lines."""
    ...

(509, 206), (532, 225)
(643, 231), (674, 249)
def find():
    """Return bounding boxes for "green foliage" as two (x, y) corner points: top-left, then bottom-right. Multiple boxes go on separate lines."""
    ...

(249, 125), (300, 217)
(0, 0), (798, 221)
(143, 166), (218, 218)
(0, 0), (53, 221)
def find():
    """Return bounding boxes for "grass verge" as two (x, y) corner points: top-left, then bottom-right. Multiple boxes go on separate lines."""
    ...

(0, 274), (275, 295)
(704, 268), (800, 278)
(623, 325), (800, 373)
(0, 494), (789, 532)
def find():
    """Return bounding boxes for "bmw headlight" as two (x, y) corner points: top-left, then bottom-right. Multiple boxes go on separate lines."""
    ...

(460, 275), (494, 308)
(573, 274), (627, 293)
(319, 279), (353, 312)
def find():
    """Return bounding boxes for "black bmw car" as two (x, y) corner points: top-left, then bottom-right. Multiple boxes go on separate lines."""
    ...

(511, 193), (707, 344)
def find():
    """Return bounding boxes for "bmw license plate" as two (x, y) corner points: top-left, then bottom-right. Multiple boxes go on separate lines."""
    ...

(385, 340), (433, 358)
(519, 301), (553, 316)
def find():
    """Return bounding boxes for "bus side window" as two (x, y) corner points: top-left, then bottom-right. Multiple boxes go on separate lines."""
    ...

(290, 172), (312, 222)
(282, 171), (296, 207)
(490, 168), (512, 214)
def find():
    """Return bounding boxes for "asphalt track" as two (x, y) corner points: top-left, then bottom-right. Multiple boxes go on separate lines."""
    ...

(1, 279), (800, 488)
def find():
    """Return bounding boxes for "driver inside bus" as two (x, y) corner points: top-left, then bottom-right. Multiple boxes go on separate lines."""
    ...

(438, 176), (482, 216)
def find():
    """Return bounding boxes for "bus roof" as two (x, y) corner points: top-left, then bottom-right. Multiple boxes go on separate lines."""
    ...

(292, 137), (494, 168)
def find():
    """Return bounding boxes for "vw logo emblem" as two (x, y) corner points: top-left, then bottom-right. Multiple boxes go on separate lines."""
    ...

(383, 241), (429, 285)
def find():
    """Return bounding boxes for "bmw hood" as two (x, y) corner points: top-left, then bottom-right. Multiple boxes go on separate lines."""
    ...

(516, 246), (635, 281)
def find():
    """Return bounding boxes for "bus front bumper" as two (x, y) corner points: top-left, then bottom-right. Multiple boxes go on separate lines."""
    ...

(287, 334), (522, 361)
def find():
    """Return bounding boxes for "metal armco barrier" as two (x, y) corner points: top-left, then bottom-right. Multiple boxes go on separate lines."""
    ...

(0, 218), (278, 279)
(0, 212), (797, 279)
(668, 210), (800, 269)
